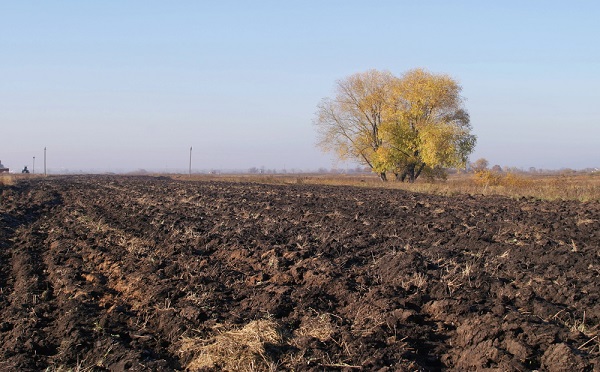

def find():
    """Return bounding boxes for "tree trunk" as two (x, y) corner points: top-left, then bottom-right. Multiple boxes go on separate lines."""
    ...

(398, 162), (426, 183)
(414, 163), (426, 182)
(399, 171), (408, 182)
(406, 163), (416, 183)
(379, 172), (388, 182)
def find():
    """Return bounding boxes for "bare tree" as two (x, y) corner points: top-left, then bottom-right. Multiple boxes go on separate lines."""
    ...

(315, 70), (396, 181)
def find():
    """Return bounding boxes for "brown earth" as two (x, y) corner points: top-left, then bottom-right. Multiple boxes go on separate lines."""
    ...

(0, 175), (598, 371)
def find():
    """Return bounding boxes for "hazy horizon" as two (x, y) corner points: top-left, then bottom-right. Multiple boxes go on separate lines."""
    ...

(2, 1), (599, 173)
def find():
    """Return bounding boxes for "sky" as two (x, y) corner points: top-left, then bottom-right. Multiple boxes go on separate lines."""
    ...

(1, 1), (599, 173)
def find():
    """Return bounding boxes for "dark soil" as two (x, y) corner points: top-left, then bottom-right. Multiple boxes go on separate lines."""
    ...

(0, 175), (598, 371)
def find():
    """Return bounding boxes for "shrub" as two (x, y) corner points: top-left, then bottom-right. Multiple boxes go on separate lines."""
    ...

(474, 170), (502, 187)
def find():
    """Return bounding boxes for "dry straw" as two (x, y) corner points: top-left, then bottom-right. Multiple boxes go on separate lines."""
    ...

(181, 319), (282, 371)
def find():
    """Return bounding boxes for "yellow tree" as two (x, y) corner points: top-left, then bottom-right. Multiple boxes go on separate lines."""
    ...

(315, 68), (476, 182)
(382, 68), (476, 182)
(314, 69), (397, 181)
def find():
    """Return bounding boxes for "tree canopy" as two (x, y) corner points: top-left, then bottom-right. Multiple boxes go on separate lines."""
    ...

(315, 68), (476, 182)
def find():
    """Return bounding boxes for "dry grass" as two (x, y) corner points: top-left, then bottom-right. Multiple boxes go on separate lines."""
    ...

(0, 174), (46, 186)
(173, 171), (600, 201)
(180, 319), (283, 372)
(0, 174), (15, 186)
(294, 313), (337, 342)
(551, 310), (600, 356)
(180, 315), (351, 371)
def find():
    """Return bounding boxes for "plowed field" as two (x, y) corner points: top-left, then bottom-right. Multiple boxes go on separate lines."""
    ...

(1, 176), (598, 371)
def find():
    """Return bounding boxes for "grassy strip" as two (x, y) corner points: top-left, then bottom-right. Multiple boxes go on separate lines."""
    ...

(173, 172), (600, 202)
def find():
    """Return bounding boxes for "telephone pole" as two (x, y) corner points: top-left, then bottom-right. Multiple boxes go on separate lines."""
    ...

(189, 146), (193, 176)
(33, 156), (35, 174)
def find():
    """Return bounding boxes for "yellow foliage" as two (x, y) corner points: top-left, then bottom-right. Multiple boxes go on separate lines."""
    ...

(393, 68), (462, 126)
(420, 122), (462, 167)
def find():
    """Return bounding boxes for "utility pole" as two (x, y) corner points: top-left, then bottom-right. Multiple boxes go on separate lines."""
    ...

(44, 147), (47, 176)
(189, 146), (192, 176)
(33, 156), (35, 174)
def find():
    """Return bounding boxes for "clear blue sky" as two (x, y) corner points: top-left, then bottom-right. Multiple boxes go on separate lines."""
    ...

(1, 1), (598, 173)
